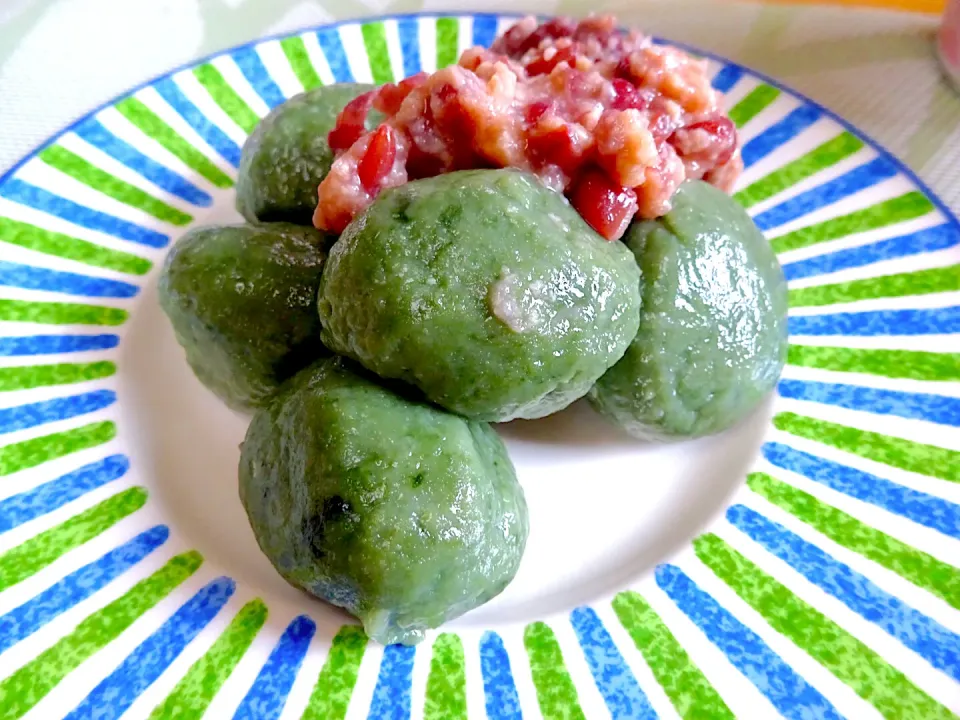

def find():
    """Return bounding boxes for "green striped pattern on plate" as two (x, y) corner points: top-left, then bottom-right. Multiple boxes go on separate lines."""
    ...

(0, 13), (956, 719)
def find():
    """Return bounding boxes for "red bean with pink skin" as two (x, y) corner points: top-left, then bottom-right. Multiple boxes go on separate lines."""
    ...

(611, 78), (649, 111)
(570, 169), (638, 240)
(358, 126), (398, 193)
(674, 117), (738, 165)
(525, 46), (576, 76)
(525, 101), (553, 125)
(528, 123), (590, 177)
(328, 91), (377, 151)
(374, 72), (428, 115)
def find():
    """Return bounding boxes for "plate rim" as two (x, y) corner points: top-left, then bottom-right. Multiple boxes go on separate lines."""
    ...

(0, 11), (957, 718)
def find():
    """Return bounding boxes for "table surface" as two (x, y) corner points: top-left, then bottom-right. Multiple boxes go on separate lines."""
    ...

(1, 0), (957, 214)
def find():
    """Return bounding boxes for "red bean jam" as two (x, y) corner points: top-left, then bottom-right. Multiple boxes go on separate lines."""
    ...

(314, 15), (741, 240)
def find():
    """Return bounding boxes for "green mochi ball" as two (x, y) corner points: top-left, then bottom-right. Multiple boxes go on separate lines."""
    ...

(239, 357), (529, 645)
(589, 180), (788, 439)
(317, 169), (642, 422)
(158, 223), (328, 411)
(237, 83), (378, 225)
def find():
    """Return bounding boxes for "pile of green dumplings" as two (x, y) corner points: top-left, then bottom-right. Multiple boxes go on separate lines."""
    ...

(159, 83), (788, 646)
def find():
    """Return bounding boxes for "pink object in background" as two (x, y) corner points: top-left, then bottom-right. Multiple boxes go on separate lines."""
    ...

(940, 0), (960, 87)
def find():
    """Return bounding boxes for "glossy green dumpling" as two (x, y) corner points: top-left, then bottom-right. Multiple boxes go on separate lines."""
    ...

(237, 83), (377, 225)
(589, 180), (788, 439)
(239, 357), (528, 646)
(158, 223), (328, 412)
(317, 169), (642, 422)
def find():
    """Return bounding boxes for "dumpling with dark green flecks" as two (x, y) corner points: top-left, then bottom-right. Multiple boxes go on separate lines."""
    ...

(589, 180), (788, 440)
(239, 357), (529, 646)
(158, 223), (329, 412)
(237, 83), (380, 225)
(316, 168), (642, 422)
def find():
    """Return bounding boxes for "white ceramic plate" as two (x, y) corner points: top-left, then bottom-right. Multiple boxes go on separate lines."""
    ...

(0, 13), (957, 720)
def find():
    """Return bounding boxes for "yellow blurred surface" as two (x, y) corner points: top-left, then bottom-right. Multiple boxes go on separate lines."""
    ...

(746, 0), (944, 13)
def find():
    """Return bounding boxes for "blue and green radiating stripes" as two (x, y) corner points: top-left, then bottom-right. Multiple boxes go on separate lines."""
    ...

(0, 12), (956, 718)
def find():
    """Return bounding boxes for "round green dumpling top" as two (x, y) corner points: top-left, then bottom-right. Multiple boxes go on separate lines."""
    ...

(239, 357), (528, 646)
(317, 169), (642, 422)
(589, 180), (788, 439)
(237, 83), (378, 225)
(158, 223), (328, 412)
